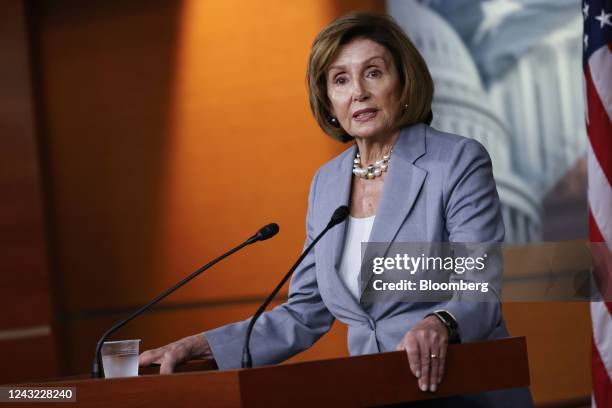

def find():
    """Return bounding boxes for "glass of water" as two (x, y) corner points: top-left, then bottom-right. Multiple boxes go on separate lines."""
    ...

(101, 339), (141, 378)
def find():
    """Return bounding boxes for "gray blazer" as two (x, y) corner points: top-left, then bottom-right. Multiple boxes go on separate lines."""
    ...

(204, 124), (533, 407)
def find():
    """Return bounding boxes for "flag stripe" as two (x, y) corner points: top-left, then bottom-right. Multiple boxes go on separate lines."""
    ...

(589, 210), (605, 243)
(592, 334), (611, 408)
(587, 144), (612, 247)
(589, 210), (612, 315)
(588, 46), (612, 123)
(585, 66), (612, 187)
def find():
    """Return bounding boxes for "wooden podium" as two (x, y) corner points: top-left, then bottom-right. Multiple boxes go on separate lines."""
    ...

(13, 337), (529, 407)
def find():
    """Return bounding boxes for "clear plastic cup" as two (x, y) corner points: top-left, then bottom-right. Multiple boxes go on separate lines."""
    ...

(101, 339), (141, 378)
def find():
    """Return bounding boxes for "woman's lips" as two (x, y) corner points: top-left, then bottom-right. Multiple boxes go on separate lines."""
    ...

(352, 109), (378, 122)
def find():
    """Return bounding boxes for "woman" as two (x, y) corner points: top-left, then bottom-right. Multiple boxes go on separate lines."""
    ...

(140, 12), (533, 407)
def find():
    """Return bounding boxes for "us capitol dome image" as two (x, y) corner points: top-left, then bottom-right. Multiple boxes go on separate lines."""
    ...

(389, 0), (542, 243)
(387, 0), (586, 243)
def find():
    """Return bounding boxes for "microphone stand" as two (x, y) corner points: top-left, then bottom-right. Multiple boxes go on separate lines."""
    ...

(92, 224), (278, 378)
(241, 206), (348, 368)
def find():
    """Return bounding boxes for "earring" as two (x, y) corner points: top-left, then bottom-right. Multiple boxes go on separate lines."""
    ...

(404, 103), (409, 109)
(330, 117), (339, 126)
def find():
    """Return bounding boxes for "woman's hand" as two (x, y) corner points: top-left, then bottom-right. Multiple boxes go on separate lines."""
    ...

(396, 316), (449, 392)
(138, 334), (213, 374)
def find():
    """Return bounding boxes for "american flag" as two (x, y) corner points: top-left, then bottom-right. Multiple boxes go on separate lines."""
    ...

(583, 0), (612, 406)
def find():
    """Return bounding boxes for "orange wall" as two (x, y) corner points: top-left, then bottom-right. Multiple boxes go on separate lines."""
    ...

(157, 0), (348, 304)
(0, 0), (58, 383)
(503, 302), (591, 403)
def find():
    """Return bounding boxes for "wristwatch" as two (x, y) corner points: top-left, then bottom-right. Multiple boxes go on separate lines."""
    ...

(426, 310), (461, 344)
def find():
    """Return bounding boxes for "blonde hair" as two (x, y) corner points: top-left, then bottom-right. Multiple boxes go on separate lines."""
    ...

(307, 12), (434, 142)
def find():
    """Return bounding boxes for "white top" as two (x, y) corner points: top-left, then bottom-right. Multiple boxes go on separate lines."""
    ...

(338, 215), (375, 300)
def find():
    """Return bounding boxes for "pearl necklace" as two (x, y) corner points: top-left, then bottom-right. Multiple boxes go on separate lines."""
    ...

(352, 149), (392, 179)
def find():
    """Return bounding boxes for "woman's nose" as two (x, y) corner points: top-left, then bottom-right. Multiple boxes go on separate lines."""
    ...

(352, 79), (369, 102)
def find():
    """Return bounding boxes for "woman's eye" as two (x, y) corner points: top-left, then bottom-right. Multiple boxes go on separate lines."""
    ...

(334, 76), (347, 85)
(367, 69), (382, 78)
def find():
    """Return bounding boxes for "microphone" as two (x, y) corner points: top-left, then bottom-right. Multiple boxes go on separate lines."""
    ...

(327, 205), (349, 228)
(91, 223), (279, 378)
(241, 205), (349, 368)
(246, 223), (279, 245)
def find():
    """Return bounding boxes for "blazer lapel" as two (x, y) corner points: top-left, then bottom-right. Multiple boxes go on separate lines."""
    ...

(318, 144), (369, 316)
(329, 147), (354, 271)
(359, 125), (428, 297)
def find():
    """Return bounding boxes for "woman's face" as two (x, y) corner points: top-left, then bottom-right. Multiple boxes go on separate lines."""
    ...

(326, 37), (402, 140)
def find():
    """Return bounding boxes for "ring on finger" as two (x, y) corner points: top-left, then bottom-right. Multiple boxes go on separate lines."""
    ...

(430, 353), (438, 359)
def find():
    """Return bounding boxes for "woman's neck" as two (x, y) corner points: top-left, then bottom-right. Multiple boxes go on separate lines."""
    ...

(354, 130), (399, 165)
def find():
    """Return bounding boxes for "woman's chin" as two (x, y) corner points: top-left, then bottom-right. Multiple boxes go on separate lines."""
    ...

(348, 119), (396, 140)
(350, 127), (391, 141)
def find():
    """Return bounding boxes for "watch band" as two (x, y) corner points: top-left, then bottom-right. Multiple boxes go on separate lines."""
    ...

(426, 310), (461, 344)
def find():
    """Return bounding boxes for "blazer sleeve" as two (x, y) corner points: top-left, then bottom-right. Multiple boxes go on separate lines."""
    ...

(440, 138), (505, 342)
(202, 171), (335, 369)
